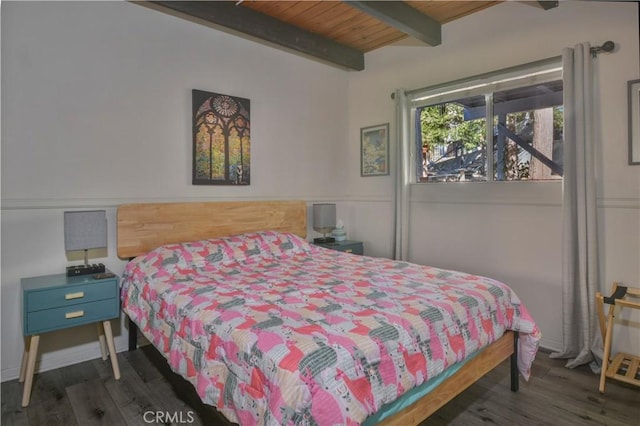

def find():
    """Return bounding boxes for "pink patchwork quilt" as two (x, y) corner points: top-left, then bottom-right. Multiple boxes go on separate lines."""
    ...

(121, 231), (540, 425)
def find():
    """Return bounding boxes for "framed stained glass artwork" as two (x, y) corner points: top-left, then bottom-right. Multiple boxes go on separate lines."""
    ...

(360, 123), (390, 177)
(193, 90), (251, 185)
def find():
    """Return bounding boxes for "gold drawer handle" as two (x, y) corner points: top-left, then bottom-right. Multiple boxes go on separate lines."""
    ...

(65, 292), (84, 300)
(345, 249), (353, 253)
(65, 310), (85, 319)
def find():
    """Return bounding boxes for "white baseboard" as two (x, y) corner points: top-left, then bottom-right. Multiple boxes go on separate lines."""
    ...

(3, 332), (563, 383)
(539, 337), (562, 353)
(1, 336), (129, 383)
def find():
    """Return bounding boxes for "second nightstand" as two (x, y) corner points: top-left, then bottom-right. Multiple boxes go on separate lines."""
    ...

(20, 272), (121, 407)
(313, 240), (364, 255)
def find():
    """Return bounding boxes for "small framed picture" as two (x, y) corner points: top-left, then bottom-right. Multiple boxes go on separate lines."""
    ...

(629, 79), (640, 165)
(360, 123), (390, 176)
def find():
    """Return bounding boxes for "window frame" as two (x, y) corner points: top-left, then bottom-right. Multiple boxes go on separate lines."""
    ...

(406, 57), (563, 183)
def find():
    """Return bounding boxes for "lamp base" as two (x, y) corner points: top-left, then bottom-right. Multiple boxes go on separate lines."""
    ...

(66, 263), (105, 277)
(313, 237), (335, 244)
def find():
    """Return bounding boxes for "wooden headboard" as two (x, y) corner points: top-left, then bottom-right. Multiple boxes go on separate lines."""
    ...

(117, 200), (307, 259)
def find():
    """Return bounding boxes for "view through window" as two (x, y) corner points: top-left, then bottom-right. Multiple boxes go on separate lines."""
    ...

(415, 65), (563, 182)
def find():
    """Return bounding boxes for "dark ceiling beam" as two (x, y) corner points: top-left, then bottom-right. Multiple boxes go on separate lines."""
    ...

(347, 1), (441, 46)
(537, 1), (559, 10)
(146, 1), (364, 71)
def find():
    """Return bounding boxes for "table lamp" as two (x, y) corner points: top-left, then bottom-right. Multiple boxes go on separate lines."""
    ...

(313, 203), (336, 243)
(64, 210), (107, 276)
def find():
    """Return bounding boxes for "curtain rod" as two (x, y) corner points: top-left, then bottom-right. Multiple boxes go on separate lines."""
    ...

(392, 41), (616, 100)
(396, 56), (561, 100)
(590, 40), (615, 57)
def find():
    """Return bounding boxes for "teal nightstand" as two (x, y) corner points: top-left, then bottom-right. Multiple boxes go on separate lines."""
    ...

(313, 240), (364, 255)
(19, 272), (121, 407)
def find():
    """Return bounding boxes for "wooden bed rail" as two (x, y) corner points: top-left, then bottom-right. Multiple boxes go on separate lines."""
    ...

(378, 331), (518, 425)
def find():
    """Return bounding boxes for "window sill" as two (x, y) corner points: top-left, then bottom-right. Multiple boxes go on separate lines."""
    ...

(409, 180), (562, 207)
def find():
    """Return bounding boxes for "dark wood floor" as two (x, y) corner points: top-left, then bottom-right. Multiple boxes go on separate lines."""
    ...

(2, 346), (639, 426)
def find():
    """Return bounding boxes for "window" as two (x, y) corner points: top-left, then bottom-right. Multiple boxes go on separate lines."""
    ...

(411, 60), (563, 182)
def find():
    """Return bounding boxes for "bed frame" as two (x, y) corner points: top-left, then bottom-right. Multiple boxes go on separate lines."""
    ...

(116, 200), (519, 425)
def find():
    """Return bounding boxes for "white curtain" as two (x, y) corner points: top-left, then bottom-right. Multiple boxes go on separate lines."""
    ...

(550, 43), (600, 368)
(394, 89), (410, 261)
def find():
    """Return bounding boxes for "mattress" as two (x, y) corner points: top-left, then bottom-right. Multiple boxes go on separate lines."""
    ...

(121, 231), (540, 425)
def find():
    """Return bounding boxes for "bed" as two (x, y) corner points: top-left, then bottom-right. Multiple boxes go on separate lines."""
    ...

(117, 200), (540, 425)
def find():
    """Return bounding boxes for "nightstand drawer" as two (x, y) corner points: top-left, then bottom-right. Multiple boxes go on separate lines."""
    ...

(335, 242), (363, 255)
(314, 240), (364, 255)
(25, 298), (119, 335)
(25, 281), (118, 312)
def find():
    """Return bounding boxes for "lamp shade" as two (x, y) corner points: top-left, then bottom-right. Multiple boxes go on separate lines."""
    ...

(64, 210), (108, 252)
(312, 203), (336, 234)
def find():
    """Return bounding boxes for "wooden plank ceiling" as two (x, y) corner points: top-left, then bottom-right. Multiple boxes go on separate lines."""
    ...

(143, 1), (558, 71)
(241, 1), (458, 50)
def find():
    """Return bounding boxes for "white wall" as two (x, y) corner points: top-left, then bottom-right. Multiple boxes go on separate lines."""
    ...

(1, 1), (351, 381)
(346, 1), (640, 353)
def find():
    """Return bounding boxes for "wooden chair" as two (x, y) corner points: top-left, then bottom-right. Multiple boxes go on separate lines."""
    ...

(596, 283), (640, 393)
